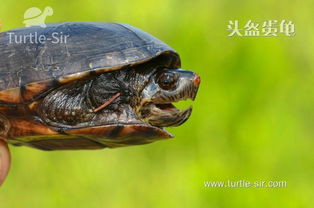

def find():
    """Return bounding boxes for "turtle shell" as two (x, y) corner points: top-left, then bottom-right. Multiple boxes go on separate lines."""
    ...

(0, 22), (180, 104)
(24, 7), (42, 20)
(0, 22), (181, 150)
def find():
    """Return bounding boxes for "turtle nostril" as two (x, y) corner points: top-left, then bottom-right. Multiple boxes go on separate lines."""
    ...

(193, 74), (201, 87)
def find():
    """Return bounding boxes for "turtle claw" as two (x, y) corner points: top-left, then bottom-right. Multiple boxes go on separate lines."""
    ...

(0, 139), (10, 186)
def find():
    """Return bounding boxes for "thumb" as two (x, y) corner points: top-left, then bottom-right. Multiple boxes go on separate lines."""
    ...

(0, 139), (10, 186)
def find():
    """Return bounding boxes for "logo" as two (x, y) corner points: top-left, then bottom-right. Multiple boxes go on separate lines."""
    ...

(23, 6), (53, 28)
(7, 7), (69, 45)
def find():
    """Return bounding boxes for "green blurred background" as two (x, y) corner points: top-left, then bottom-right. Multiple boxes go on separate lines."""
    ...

(1, 0), (314, 207)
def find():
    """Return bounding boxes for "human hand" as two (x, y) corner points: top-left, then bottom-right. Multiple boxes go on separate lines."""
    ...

(0, 139), (10, 186)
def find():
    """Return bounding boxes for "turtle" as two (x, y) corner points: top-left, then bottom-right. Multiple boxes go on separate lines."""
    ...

(0, 22), (200, 150)
(23, 7), (53, 28)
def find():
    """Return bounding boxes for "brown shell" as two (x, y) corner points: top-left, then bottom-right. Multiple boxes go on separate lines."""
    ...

(0, 22), (180, 104)
(8, 124), (173, 150)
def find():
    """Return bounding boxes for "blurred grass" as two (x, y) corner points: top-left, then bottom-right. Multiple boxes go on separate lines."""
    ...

(1, 0), (314, 207)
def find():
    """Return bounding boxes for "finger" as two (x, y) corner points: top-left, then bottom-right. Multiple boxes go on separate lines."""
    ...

(0, 139), (11, 186)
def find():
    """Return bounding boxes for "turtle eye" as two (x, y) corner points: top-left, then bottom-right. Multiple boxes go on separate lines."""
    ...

(156, 71), (178, 90)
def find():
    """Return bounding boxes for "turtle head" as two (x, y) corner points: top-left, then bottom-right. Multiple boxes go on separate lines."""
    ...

(138, 68), (200, 127)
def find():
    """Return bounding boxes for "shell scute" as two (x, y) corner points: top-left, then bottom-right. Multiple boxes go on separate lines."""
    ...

(0, 22), (179, 103)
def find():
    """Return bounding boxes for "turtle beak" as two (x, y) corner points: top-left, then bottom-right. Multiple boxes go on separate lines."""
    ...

(143, 104), (193, 127)
(138, 69), (200, 127)
(193, 74), (201, 96)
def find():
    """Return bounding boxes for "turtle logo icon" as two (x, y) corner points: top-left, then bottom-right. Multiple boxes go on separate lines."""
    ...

(23, 7), (53, 28)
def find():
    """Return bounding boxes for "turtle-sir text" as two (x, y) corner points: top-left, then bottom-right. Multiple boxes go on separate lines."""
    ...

(7, 32), (70, 44)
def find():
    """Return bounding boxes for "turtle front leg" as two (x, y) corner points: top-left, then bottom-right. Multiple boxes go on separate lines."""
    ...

(0, 138), (10, 186)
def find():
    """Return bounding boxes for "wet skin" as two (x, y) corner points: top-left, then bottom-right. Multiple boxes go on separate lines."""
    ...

(39, 66), (199, 129)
